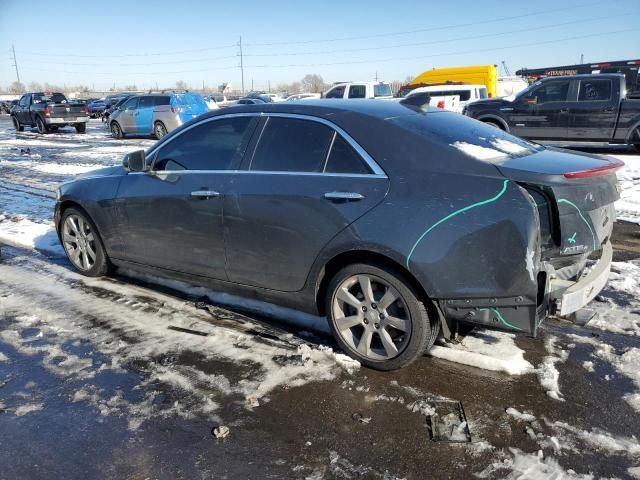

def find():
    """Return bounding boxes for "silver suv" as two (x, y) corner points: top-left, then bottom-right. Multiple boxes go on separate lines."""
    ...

(109, 92), (208, 139)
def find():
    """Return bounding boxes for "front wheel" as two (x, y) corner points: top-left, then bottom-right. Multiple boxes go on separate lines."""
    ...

(60, 207), (110, 277)
(75, 123), (86, 134)
(326, 263), (439, 370)
(36, 116), (49, 134)
(12, 116), (24, 132)
(154, 121), (168, 139)
(110, 121), (124, 139)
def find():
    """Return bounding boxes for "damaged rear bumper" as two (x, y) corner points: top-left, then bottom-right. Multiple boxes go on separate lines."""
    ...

(548, 240), (612, 317)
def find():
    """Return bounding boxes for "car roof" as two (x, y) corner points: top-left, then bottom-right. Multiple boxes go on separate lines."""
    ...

(205, 99), (424, 121)
(413, 84), (485, 91)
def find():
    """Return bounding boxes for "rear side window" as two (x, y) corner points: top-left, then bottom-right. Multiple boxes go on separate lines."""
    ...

(348, 85), (366, 98)
(138, 96), (154, 108)
(154, 117), (253, 171)
(374, 84), (392, 97)
(325, 135), (371, 174)
(154, 96), (170, 106)
(325, 86), (345, 99)
(578, 80), (612, 101)
(250, 117), (333, 172)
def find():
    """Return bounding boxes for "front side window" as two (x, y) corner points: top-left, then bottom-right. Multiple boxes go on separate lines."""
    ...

(154, 117), (253, 171)
(531, 81), (570, 103)
(325, 86), (345, 99)
(348, 85), (366, 98)
(19, 95), (29, 107)
(123, 97), (139, 110)
(250, 117), (333, 172)
(578, 80), (612, 101)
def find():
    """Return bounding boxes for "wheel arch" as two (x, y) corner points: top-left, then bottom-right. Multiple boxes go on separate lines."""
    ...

(314, 249), (434, 317)
(624, 120), (640, 144)
(56, 200), (93, 239)
(477, 115), (510, 132)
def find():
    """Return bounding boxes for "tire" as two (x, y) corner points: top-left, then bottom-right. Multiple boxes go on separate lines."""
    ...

(12, 116), (24, 132)
(325, 263), (438, 370)
(483, 120), (504, 130)
(634, 144), (640, 153)
(110, 121), (124, 139)
(60, 207), (110, 277)
(154, 121), (168, 139)
(75, 123), (86, 134)
(36, 116), (49, 134)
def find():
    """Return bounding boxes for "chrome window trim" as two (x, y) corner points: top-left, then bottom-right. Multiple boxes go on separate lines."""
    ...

(129, 170), (385, 179)
(145, 111), (386, 177)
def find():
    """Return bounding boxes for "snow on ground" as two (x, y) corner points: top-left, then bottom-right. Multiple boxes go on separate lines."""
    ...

(612, 153), (640, 224)
(537, 336), (569, 401)
(430, 330), (534, 375)
(588, 260), (640, 337)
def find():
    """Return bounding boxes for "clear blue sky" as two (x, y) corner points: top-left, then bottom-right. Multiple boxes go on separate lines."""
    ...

(0, 0), (638, 91)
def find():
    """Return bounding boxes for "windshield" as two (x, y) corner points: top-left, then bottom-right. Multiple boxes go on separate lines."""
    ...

(33, 93), (67, 104)
(374, 84), (392, 97)
(391, 112), (543, 163)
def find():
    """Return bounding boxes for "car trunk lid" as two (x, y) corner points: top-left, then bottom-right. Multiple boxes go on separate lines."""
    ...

(495, 148), (622, 256)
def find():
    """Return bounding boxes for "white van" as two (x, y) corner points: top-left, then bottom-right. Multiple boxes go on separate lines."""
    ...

(406, 84), (487, 113)
(323, 82), (394, 99)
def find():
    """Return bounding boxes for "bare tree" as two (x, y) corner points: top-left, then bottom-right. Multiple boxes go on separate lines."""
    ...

(175, 80), (188, 90)
(301, 74), (326, 93)
(123, 84), (138, 91)
(8, 81), (26, 94)
(27, 81), (43, 92)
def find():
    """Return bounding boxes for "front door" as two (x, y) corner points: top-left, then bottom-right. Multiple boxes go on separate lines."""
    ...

(17, 94), (31, 124)
(224, 115), (389, 292)
(567, 78), (617, 141)
(508, 79), (572, 140)
(113, 115), (258, 279)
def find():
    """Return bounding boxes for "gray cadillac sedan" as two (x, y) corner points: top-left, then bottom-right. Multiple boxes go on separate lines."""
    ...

(54, 99), (622, 370)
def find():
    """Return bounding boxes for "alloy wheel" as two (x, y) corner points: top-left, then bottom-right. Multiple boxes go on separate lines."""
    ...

(62, 214), (97, 271)
(331, 274), (411, 361)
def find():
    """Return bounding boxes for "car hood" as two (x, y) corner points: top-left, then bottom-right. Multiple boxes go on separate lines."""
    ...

(467, 98), (511, 109)
(75, 165), (125, 180)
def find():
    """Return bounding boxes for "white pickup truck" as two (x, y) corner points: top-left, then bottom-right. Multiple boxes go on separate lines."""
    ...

(323, 82), (394, 100)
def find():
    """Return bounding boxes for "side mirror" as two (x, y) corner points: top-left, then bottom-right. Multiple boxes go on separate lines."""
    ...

(124, 150), (148, 172)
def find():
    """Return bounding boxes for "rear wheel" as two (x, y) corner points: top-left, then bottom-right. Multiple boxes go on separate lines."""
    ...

(75, 123), (86, 134)
(110, 121), (124, 139)
(154, 121), (168, 139)
(36, 116), (49, 134)
(12, 116), (23, 132)
(326, 263), (438, 370)
(60, 207), (109, 277)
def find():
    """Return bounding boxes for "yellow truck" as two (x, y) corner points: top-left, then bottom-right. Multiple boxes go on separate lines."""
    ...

(409, 65), (499, 98)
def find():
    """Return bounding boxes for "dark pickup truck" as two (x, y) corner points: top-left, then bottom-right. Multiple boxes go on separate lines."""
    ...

(463, 74), (640, 151)
(11, 92), (90, 134)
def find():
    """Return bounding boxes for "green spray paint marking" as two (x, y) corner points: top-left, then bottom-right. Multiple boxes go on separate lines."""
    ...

(479, 307), (522, 331)
(567, 232), (577, 244)
(406, 180), (509, 271)
(557, 198), (596, 250)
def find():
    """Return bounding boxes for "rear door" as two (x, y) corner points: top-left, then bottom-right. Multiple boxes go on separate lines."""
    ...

(224, 115), (389, 291)
(113, 115), (258, 279)
(135, 96), (155, 134)
(508, 79), (572, 139)
(567, 78), (617, 141)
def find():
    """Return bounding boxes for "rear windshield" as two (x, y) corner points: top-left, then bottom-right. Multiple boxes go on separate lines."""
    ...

(374, 84), (392, 97)
(33, 93), (67, 104)
(392, 113), (543, 163)
(171, 93), (207, 107)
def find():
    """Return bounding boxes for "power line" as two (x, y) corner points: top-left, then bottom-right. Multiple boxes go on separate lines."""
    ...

(243, 0), (620, 46)
(17, 28), (638, 76)
(243, 13), (633, 57)
(16, 43), (237, 58)
(16, 54), (238, 67)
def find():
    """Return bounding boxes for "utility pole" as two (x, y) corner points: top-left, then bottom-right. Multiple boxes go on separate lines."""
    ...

(268, 80), (271, 93)
(580, 53), (584, 64)
(238, 36), (245, 95)
(10, 44), (21, 84)
(375, 71), (378, 81)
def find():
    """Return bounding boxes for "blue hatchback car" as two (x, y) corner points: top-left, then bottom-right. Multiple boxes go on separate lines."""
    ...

(109, 92), (208, 139)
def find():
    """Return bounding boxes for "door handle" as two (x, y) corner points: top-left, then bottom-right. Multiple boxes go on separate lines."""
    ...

(601, 107), (614, 113)
(191, 190), (220, 198)
(559, 108), (569, 114)
(324, 191), (364, 201)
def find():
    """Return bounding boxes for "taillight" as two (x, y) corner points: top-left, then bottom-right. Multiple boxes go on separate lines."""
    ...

(563, 158), (625, 178)
(488, 92), (493, 98)
(436, 100), (445, 109)
(43, 106), (50, 117)
(83, 105), (89, 114)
